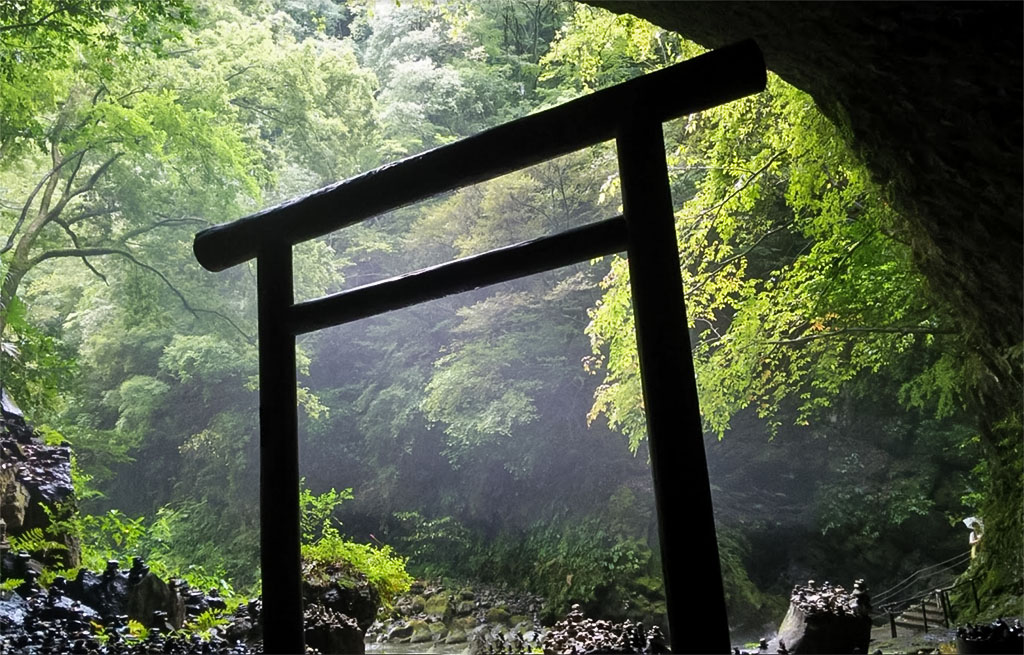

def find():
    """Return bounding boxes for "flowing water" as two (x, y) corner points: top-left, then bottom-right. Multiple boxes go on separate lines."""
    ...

(365, 641), (469, 655)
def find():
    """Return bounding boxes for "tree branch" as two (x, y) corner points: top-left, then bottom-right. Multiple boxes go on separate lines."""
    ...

(0, 147), (88, 254)
(810, 230), (879, 316)
(0, 9), (65, 33)
(687, 219), (795, 295)
(65, 206), (118, 225)
(224, 64), (256, 82)
(67, 153), (122, 202)
(41, 153), (123, 226)
(680, 148), (788, 260)
(61, 151), (86, 198)
(118, 216), (209, 243)
(230, 97), (285, 125)
(51, 219), (108, 283)
(28, 247), (255, 344)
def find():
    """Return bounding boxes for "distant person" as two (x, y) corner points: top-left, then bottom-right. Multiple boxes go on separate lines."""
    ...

(965, 517), (984, 558)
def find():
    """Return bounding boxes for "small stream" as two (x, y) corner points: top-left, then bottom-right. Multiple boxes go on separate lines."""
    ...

(366, 640), (469, 654)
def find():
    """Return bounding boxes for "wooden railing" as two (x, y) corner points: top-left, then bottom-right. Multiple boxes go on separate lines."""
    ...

(194, 40), (766, 654)
(872, 551), (975, 637)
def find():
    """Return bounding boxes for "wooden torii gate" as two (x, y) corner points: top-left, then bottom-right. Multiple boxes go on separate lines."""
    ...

(194, 40), (765, 654)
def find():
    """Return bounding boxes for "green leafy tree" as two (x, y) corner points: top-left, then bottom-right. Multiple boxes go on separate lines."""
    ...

(0, 0), (194, 160)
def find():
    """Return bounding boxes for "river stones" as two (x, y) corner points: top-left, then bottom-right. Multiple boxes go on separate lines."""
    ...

(485, 605), (511, 625)
(408, 618), (433, 643)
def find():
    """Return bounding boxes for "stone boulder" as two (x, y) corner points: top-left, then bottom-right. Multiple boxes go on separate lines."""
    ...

(301, 564), (380, 633)
(0, 592), (30, 632)
(66, 561), (131, 619)
(299, 557), (386, 654)
(126, 572), (185, 629)
(385, 621), (414, 642)
(408, 618), (433, 643)
(776, 579), (871, 654)
(304, 603), (364, 654)
(424, 592), (453, 622)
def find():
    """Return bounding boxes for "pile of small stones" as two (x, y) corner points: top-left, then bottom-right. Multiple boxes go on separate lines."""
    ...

(789, 578), (870, 617)
(0, 603), (265, 655)
(1, 560), (279, 655)
(469, 627), (543, 655)
(956, 617), (1023, 652)
(540, 604), (668, 654)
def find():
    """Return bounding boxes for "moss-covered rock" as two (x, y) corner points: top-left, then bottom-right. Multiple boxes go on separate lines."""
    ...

(456, 600), (475, 616)
(408, 619), (432, 643)
(485, 606), (511, 625)
(445, 627), (468, 644)
(424, 593), (452, 620)
(429, 621), (448, 639)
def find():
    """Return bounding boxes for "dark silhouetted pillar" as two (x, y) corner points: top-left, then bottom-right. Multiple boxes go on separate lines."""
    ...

(618, 117), (730, 654)
(257, 245), (304, 654)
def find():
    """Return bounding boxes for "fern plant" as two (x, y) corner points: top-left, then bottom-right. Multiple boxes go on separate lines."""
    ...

(1, 578), (25, 595)
(8, 527), (67, 558)
(125, 619), (149, 641)
(186, 608), (229, 639)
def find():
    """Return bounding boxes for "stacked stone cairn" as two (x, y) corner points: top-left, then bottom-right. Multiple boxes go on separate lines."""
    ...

(1, 555), (249, 654)
(539, 604), (668, 654)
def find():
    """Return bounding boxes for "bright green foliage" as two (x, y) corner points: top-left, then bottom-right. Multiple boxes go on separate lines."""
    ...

(539, 4), (700, 97)
(300, 482), (354, 543)
(0, 0), (194, 160)
(299, 487), (411, 609)
(299, 484), (413, 609)
(125, 619), (149, 641)
(8, 527), (68, 559)
(586, 70), (952, 448)
(185, 609), (230, 639)
(0, 578), (24, 593)
(303, 535), (413, 610)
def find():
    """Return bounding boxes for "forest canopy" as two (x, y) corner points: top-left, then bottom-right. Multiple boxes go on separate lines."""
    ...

(1, 0), (1020, 635)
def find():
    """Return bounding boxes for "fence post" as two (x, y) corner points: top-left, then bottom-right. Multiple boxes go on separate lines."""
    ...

(921, 599), (929, 632)
(257, 246), (304, 654)
(969, 579), (980, 613)
(937, 590), (949, 628)
(888, 610), (898, 638)
(617, 117), (730, 654)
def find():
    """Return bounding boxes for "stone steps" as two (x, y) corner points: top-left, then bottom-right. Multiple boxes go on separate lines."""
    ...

(894, 598), (948, 631)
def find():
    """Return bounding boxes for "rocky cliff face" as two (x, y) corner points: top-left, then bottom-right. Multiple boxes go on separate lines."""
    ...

(0, 388), (78, 567)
